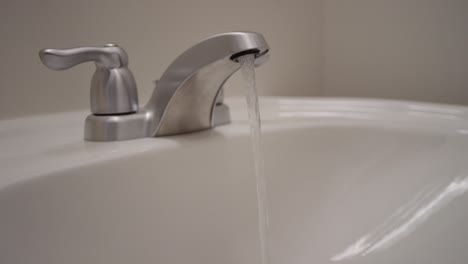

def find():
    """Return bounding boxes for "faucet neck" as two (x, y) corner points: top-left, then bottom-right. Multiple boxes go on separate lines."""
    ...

(144, 32), (269, 136)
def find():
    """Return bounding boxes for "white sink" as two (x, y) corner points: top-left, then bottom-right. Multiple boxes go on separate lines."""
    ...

(1, 97), (468, 264)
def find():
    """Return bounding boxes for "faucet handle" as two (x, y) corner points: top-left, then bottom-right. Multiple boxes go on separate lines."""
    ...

(39, 44), (128, 70)
(39, 44), (139, 115)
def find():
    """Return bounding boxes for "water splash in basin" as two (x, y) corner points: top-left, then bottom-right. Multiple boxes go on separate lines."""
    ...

(239, 54), (271, 264)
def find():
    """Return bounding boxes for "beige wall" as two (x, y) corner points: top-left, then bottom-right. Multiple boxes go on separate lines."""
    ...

(1, 0), (468, 120)
(323, 0), (468, 104)
(0, 0), (322, 119)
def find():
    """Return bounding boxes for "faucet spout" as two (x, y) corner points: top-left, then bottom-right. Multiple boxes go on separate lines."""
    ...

(145, 31), (269, 136)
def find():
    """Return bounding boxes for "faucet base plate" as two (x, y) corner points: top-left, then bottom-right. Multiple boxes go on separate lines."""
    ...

(84, 104), (231, 141)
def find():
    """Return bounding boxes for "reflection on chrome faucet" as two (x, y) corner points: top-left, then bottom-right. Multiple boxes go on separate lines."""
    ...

(331, 176), (468, 262)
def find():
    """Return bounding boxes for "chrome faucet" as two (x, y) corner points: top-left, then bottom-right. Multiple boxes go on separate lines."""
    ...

(39, 32), (269, 141)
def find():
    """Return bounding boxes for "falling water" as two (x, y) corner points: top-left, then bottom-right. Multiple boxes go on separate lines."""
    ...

(239, 54), (271, 264)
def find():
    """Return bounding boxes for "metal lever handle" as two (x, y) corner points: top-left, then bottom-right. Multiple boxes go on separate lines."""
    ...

(39, 44), (138, 115)
(39, 44), (127, 70)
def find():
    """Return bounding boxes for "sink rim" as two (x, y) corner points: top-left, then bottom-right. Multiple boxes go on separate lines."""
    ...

(1, 96), (468, 190)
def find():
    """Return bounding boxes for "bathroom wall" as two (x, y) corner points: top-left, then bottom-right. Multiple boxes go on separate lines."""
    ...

(0, 0), (322, 119)
(1, 0), (468, 120)
(322, 0), (468, 104)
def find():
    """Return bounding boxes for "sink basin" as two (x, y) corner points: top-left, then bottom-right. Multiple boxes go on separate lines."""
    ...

(1, 97), (468, 264)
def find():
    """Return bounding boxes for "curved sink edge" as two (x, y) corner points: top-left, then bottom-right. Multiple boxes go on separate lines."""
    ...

(1, 96), (468, 190)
